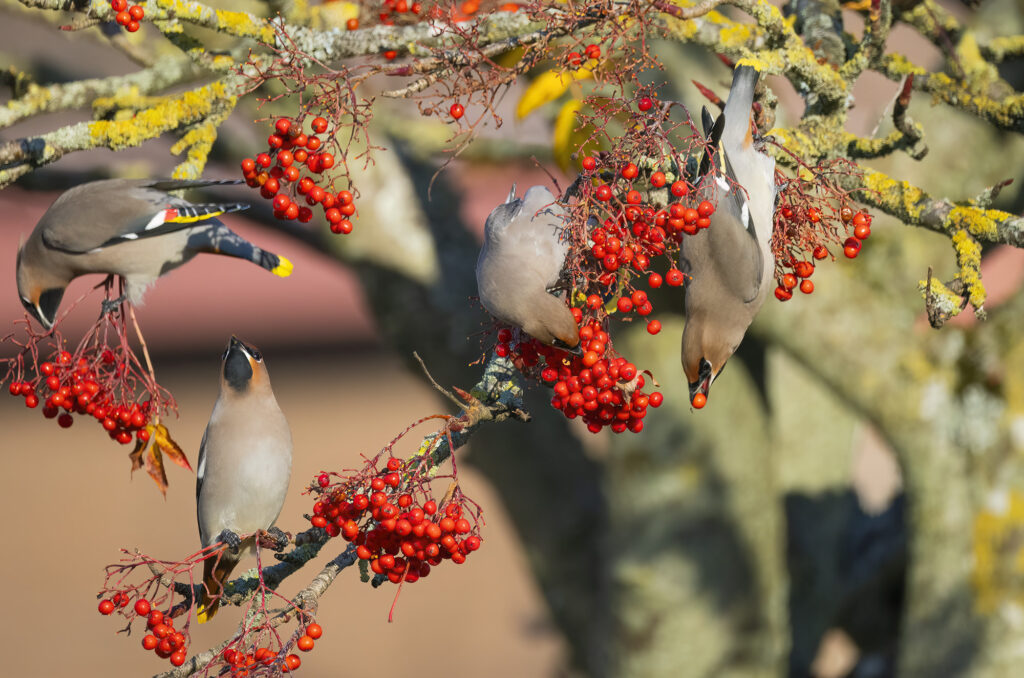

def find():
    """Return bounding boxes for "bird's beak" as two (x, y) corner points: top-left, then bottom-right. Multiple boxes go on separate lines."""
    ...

(552, 337), (582, 355)
(688, 358), (714, 403)
(505, 184), (517, 203)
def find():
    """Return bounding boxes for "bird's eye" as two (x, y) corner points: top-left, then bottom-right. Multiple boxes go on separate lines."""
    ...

(251, 349), (263, 362)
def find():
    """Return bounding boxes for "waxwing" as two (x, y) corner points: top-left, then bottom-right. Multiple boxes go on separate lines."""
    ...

(16, 179), (293, 329)
(476, 185), (579, 350)
(680, 65), (777, 404)
(195, 337), (292, 622)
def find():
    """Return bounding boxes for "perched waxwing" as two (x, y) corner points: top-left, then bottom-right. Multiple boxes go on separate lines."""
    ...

(476, 185), (579, 350)
(195, 337), (292, 623)
(16, 179), (293, 329)
(679, 65), (777, 405)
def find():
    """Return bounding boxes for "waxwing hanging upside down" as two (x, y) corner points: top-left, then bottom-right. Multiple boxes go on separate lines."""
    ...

(195, 337), (292, 623)
(476, 185), (580, 350)
(16, 179), (293, 330)
(679, 65), (778, 406)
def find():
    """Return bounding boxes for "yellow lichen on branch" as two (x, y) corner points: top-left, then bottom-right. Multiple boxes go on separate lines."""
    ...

(950, 229), (985, 314)
(879, 54), (1024, 132)
(171, 110), (231, 180)
(88, 80), (235, 150)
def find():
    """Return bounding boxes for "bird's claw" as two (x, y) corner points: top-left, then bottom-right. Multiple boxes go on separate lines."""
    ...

(100, 295), (126, 316)
(259, 527), (291, 552)
(216, 529), (242, 554)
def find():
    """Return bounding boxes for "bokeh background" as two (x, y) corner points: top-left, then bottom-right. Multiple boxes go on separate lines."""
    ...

(3, 1), (1024, 677)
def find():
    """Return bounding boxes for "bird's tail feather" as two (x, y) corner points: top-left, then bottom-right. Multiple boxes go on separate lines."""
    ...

(186, 227), (294, 278)
(146, 179), (244, 192)
(164, 203), (248, 224)
(196, 550), (238, 623)
(721, 65), (759, 147)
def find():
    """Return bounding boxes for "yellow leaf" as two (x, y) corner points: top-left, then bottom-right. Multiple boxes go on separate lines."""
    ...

(516, 68), (592, 119)
(553, 99), (582, 172)
(551, 99), (602, 172)
(152, 423), (192, 471)
(494, 47), (525, 69)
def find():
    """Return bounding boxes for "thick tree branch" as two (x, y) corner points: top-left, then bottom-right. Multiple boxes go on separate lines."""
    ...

(18, 0), (274, 41)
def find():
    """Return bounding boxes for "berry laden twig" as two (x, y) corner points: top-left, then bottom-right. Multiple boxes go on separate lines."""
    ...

(97, 352), (528, 677)
(1, 279), (184, 491)
(769, 152), (874, 301)
(483, 90), (717, 430)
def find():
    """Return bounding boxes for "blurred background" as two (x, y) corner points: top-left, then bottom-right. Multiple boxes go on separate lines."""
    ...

(2, 0), (1024, 677)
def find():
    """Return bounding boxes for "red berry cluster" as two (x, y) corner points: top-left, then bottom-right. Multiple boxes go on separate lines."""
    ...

(580, 155), (712, 299)
(773, 204), (873, 302)
(375, 0), (517, 29)
(222, 647), (302, 675)
(497, 318), (663, 434)
(487, 150), (711, 431)
(770, 157), (874, 301)
(378, 0), (424, 25)
(310, 458), (482, 583)
(240, 117), (356, 234)
(98, 597), (189, 667)
(566, 43), (602, 67)
(110, 0), (144, 32)
(7, 350), (152, 444)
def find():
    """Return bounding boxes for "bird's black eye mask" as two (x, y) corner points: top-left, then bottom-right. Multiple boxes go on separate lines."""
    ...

(223, 348), (253, 391)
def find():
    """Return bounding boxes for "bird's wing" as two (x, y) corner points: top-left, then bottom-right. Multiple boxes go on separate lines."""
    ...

(707, 181), (764, 303)
(196, 427), (209, 509)
(40, 179), (248, 254)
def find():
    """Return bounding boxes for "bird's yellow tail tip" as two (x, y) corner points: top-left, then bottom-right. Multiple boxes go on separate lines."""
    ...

(271, 256), (294, 278)
(196, 604), (215, 624)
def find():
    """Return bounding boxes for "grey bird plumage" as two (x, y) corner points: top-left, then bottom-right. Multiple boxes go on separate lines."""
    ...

(679, 66), (777, 404)
(16, 179), (293, 330)
(195, 336), (292, 622)
(476, 185), (580, 350)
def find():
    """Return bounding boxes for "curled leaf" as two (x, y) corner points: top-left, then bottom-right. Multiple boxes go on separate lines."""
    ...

(152, 423), (191, 471)
(145, 442), (168, 497)
(552, 98), (601, 172)
(516, 68), (592, 119)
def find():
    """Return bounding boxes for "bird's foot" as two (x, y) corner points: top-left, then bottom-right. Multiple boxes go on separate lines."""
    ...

(216, 529), (242, 554)
(100, 295), (127, 316)
(259, 527), (291, 552)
